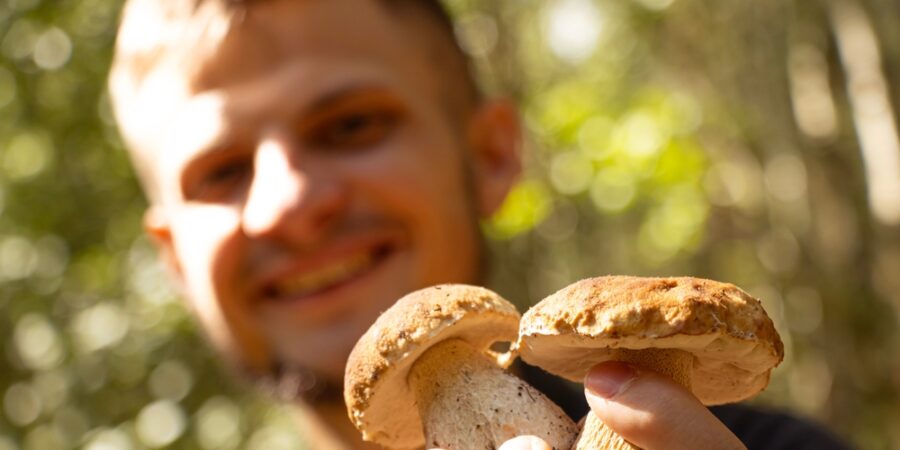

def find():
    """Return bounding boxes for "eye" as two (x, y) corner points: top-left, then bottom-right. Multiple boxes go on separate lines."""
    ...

(187, 157), (252, 202)
(310, 110), (398, 149)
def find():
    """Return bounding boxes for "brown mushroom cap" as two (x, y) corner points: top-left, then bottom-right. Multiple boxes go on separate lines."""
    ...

(344, 284), (520, 450)
(517, 276), (784, 405)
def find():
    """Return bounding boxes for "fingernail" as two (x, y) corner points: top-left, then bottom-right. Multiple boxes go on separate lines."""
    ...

(585, 361), (637, 399)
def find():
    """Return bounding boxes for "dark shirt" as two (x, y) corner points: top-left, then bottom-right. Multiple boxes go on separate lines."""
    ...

(518, 362), (853, 450)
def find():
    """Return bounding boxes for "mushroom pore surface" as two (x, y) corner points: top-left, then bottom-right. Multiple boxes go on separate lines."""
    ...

(408, 338), (577, 450)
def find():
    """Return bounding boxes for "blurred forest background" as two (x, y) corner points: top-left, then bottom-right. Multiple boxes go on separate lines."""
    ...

(1, 0), (899, 449)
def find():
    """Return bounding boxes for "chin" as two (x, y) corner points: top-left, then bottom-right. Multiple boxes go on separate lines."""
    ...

(249, 360), (345, 404)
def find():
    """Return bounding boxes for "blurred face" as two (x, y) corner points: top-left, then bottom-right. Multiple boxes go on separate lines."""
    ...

(130, 0), (519, 385)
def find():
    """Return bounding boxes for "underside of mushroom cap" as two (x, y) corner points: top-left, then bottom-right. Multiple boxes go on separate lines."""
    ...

(517, 276), (784, 405)
(344, 284), (520, 450)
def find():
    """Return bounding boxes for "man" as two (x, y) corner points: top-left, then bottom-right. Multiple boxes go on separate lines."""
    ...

(108, 0), (850, 448)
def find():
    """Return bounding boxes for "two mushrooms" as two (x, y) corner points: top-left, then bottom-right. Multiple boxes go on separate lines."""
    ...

(344, 276), (784, 450)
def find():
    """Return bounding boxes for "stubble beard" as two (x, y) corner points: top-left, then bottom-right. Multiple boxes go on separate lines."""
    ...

(253, 360), (344, 404)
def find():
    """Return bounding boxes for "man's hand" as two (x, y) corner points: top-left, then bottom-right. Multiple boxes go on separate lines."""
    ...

(581, 361), (746, 450)
(492, 361), (748, 450)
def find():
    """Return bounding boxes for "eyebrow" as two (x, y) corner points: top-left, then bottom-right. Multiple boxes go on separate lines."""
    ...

(186, 82), (404, 158)
(213, 79), (403, 131)
(299, 83), (403, 117)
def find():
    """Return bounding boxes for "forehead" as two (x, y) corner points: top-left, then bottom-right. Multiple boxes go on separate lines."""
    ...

(189, 0), (433, 95)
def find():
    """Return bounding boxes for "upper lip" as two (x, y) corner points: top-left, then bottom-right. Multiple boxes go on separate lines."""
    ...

(251, 232), (399, 302)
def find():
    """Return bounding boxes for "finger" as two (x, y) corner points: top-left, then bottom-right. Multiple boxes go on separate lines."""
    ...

(584, 362), (746, 450)
(497, 435), (553, 450)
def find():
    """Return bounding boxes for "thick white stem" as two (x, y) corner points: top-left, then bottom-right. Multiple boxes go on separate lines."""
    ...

(408, 339), (578, 450)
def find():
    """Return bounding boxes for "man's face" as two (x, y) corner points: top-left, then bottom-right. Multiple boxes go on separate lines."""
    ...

(129, 0), (519, 384)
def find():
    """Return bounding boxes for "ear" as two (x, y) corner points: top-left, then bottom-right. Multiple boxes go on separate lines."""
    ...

(143, 205), (185, 287)
(467, 99), (523, 218)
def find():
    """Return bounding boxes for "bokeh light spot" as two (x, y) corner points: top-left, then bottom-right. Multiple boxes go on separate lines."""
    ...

(545, 0), (604, 64)
(529, 80), (601, 141)
(487, 180), (552, 238)
(756, 228), (801, 275)
(658, 91), (702, 135)
(764, 153), (808, 202)
(127, 239), (177, 307)
(3, 383), (42, 427)
(550, 151), (594, 195)
(32, 28), (72, 70)
(636, 185), (708, 263)
(590, 168), (637, 213)
(13, 313), (64, 371)
(195, 397), (242, 450)
(615, 112), (667, 157)
(72, 303), (130, 353)
(789, 352), (833, 414)
(83, 428), (134, 450)
(1, 19), (38, 60)
(135, 400), (186, 448)
(4, 131), (53, 181)
(149, 360), (193, 401)
(246, 426), (302, 450)
(455, 13), (498, 58)
(633, 0), (675, 11)
(0, 235), (38, 281)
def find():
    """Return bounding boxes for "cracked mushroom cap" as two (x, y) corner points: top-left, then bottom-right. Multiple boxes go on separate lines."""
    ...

(517, 276), (784, 405)
(344, 284), (520, 450)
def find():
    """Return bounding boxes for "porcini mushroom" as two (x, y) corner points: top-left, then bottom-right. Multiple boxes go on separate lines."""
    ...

(344, 284), (578, 450)
(516, 276), (784, 450)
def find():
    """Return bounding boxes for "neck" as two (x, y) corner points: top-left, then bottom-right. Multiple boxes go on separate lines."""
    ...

(292, 399), (382, 450)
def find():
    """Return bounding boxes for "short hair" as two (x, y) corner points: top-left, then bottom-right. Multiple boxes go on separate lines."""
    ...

(108, 0), (481, 203)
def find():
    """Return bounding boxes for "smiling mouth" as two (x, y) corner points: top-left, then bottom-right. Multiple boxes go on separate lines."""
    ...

(263, 245), (393, 302)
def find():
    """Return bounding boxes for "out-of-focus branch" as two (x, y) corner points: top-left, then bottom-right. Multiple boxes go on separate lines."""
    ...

(828, 0), (900, 225)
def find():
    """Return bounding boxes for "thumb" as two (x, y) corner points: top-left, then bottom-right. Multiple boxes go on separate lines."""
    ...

(584, 362), (746, 450)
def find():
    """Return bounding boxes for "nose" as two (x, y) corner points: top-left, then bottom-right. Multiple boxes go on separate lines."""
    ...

(241, 135), (346, 245)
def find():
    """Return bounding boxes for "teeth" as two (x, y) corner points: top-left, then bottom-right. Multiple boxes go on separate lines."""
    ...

(275, 252), (374, 298)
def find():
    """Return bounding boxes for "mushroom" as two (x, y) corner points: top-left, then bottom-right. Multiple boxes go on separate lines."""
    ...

(344, 284), (578, 450)
(516, 276), (784, 450)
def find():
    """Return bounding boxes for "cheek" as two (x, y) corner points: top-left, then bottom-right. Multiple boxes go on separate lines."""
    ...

(352, 128), (470, 218)
(172, 207), (253, 342)
(167, 206), (270, 367)
(170, 206), (244, 293)
(347, 128), (481, 281)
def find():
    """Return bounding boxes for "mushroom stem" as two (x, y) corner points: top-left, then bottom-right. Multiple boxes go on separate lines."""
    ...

(573, 348), (693, 450)
(408, 339), (578, 450)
